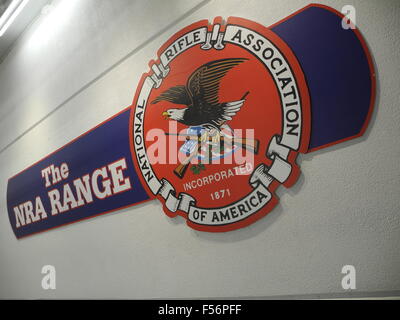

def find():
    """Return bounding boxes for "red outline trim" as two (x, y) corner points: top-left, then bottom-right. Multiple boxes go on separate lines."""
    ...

(7, 106), (150, 239)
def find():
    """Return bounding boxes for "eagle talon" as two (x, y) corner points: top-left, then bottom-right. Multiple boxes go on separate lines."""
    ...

(211, 133), (221, 144)
(206, 128), (220, 144)
(162, 111), (170, 120)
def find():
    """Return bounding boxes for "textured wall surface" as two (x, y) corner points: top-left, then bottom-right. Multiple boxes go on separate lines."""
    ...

(0, 0), (399, 299)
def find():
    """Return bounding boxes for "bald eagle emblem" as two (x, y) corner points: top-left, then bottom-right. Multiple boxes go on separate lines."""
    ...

(151, 58), (258, 178)
(128, 16), (314, 232)
(152, 58), (249, 132)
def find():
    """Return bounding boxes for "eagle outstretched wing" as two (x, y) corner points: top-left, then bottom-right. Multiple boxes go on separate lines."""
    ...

(187, 58), (247, 106)
(187, 58), (248, 128)
(151, 85), (191, 105)
(150, 58), (248, 129)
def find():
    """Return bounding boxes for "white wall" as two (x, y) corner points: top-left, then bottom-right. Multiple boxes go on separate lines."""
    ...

(0, 0), (399, 299)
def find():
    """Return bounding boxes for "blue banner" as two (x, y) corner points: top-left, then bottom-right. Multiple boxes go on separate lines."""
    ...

(271, 5), (375, 152)
(7, 109), (150, 238)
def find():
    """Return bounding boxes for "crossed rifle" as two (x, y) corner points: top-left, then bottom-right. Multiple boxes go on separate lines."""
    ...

(165, 132), (260, 179)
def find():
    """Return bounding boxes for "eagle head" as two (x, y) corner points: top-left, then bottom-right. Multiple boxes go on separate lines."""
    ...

(162, 108), (186, 121)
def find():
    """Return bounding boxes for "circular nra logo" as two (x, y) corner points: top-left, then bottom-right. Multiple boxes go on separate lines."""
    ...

(129, 17), (311, 232)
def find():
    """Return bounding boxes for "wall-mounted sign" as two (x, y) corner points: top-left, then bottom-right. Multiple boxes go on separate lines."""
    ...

(7, 4), (375, 238)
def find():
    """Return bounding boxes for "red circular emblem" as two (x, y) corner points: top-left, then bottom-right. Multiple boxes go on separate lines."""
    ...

(130, 17), (311, 232)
